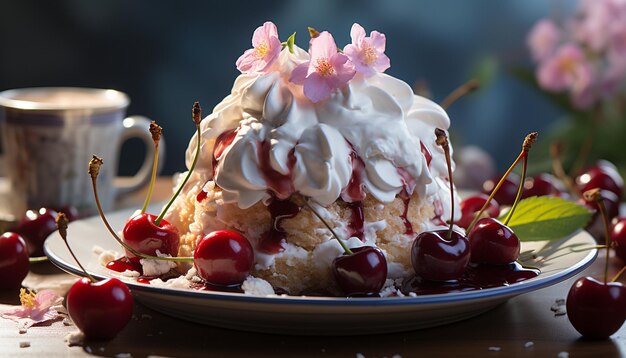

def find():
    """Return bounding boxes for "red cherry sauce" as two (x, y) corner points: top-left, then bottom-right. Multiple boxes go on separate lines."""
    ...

(420, 142), (432, 166)
(431, 199), (447, 226)
(402, 262), (540, 295)
(106, 257), (143, 274)
(258, 198), (302, 254)
(212, 129), (237, 177)
(400, 190), (414, 235)
(347, 201), (365, 241)
(257, 141), (296, 200)
(196, 189), (208, 203)
(342, 148), (366, 202)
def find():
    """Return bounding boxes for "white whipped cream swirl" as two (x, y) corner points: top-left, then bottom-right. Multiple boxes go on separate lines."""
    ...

(185, 46), (454, 213)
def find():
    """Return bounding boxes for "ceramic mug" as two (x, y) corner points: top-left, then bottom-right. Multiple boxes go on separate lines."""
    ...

(0, 87), (165, 219)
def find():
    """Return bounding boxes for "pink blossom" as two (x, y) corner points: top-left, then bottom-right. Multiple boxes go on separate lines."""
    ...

(289, 31), (356, 103)
(1, 289), (65, 330)
(527, 19), (560, 61)
(537, 43), (597, 109)
(236, 22), (282, 74)
(343, 23), (390, 76)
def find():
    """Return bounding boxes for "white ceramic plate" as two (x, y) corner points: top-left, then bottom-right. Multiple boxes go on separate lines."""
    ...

(44, 207), (597, 335)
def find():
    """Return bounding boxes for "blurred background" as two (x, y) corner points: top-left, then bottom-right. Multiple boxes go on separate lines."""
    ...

(0, 0), (571, 177)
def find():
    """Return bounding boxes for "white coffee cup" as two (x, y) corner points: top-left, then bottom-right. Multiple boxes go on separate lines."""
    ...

(0, 87), (165, 219)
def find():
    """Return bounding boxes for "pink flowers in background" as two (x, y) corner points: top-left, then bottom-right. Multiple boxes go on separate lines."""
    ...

(290, 32), (355, 103)
(236, 22), (282, 74)
(527, 0), (626, 109)
(343, 23), (390, 77)
(237, 22), (390, 103)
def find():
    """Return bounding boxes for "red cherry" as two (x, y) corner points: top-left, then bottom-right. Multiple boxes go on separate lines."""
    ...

(411, 230), (470, 281)
(468, 218), (520, 265)
(482, 173), (520, 206)
(610, 217), (626, 262)
(579, 190), (619, 241)
(193, 230), (254, 287)
(66, 277), (134, 340)
(576, 160), (623, 200)
(332, 246), (387, 295)
(122, 214), (180, 263)
(456, 194), (500, 229)
(0, 232), (30, 289)
(521, 173), (564, 198)
(16, 208), (58, 256)
(566, 277), (626, 339)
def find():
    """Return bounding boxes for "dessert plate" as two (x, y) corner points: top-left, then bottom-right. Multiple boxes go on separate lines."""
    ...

(44, 206), (597, 335)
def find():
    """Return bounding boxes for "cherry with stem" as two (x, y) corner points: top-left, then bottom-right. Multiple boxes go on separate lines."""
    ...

(140, 121), (163, 214)
(56, 212), (134, 340)
(411, 129), (470, 281)
(566, 188), (626, 339)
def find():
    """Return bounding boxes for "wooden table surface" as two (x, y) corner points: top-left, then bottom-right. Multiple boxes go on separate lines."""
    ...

(2, 178), (626, 357)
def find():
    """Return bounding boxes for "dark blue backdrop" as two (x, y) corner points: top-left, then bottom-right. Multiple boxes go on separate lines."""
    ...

(0, 0), (568, 175)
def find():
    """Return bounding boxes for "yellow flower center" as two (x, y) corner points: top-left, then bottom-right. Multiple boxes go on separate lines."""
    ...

(255, 42), (269, 59)
(315, 58), (334, 77)
(363, 46), (377, 65)
(19, 288), (37, 308)
(558, 57), (576, 74)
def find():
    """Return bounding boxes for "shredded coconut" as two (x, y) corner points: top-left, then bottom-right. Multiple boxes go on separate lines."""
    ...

(64, 330), (85, 346)
(19, 341), (30, 348)
(140, 250), (177, 276)
(242, 276), (275, 296)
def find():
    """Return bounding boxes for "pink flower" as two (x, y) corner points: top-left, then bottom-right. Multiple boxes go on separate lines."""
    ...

(290, 31), (356, 103)
(236, 22), (282, 74)
(537, 43), (595, 95)
(527, 19), (560, 61)
(343, 23), (390, 76)
(1, 289), (65, 330)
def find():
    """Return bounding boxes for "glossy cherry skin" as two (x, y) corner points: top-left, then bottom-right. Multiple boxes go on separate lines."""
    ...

(66, 277), (134, 340)
(332, 246), (387, 295)
(482, 173), (520, 207)
(566, 277), (626, 339)
(122, 214), (180, 263)
(521, 173), (564, 198)
(0, 232), (29, 289)
(610, 217), (626, 262)
(456, 194), (500, 229)
(16, 207), (58, 256)
(468, 218), (520, 265)
(411, 229), (470, 281)
(576, 160), (623, 200)
(579, 190), (619, 241)
(194, 230), (254, 287)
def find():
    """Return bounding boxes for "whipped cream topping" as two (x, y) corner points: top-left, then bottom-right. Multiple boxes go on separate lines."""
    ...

(185, 45), (457, 220)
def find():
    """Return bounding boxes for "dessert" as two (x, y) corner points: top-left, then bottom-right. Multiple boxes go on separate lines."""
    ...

(162, 22), (460, 295)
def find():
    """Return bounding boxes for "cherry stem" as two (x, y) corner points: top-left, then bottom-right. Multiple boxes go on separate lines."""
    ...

(611, 265), (626, 283)
(302, 200), (353, 255)
(435, 128), (455, 240)
(466, 132), (537, 233)
(55, 212), (96, 283)
(440, 79), (480, 110)
(503, 154), (528, 226)
(141, 121), (163, 214)
(88, 156), (193, 263)
(549, 140), (579, 199)
(28, 256), (48, 263)
(155, 102), (202, 226)
(584, 188), (610, 284)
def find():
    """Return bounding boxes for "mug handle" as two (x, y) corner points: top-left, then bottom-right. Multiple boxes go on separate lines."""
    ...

(113, 115), (166, 196)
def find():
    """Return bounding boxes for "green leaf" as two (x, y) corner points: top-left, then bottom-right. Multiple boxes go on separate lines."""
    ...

(496, 196), (593, 241)
(286, 32), (296, 54)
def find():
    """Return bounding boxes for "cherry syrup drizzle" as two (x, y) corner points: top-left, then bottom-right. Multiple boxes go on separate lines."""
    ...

(257, 140), (296, 200)
(258, 198), (302, 254)
(399, 190), (414, 235)
(106, 257), (142, 274)
(420, 142), (432, 166)
(212, 129), (237, 177)
(347, 201), (365, 241)
(342, 148), (366, 202)
(402, 262), (540, 295)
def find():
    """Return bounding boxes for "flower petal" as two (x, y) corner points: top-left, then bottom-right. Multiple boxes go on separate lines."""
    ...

(350, 23), (366, 45)
(303, 72), (333, 103)
(309, 32), (338, 64)
(370, 31), (386, 51)
(289, 62), (309, 85)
